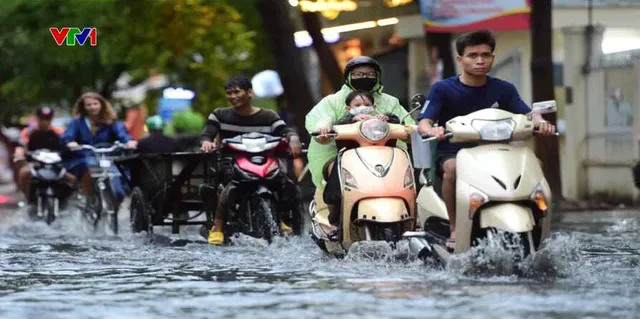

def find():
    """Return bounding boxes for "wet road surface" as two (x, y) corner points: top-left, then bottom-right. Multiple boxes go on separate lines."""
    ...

(0, 205), (639, 318)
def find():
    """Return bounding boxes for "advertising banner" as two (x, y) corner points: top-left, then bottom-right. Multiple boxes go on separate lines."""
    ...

(420, 0), (532, 32)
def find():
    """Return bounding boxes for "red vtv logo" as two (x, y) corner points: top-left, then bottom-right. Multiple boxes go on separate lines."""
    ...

(49, 27), (97, 46)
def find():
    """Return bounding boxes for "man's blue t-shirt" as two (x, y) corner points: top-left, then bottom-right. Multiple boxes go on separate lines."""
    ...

(417, 75), (531, 154)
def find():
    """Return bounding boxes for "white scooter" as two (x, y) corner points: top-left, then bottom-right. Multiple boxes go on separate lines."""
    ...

(404, 100), (558, 264)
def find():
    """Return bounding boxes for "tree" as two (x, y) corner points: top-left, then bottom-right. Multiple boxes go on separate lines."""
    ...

(530, 0), (562, 201)
(301, 11), (343, 91)
(0, 0), (257, 122)
(256, 0), (314, 142)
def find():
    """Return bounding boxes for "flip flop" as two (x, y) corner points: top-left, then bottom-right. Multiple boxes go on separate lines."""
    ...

(445, 237), (455, 250)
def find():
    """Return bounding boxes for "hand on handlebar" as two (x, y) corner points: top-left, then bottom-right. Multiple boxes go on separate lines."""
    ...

(314, 126), (333, 144)
(418, 126), (446, 141)
(201, 141), (216, 153)
(535, 121), (557, 136)
(375, 114), (389, 122)
(353, 114), (373, 121)
(67, 142), (79, 150)
(13, 146), (25, 158)
(288, 136), (302, 158)
(125, 140), (138, 149)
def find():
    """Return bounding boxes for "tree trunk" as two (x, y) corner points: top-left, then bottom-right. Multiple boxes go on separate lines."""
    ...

(426, 32), (456, 79)
(256, 0), (313, 143)
(301, 11), (343, 91)
(530, 0), (563, 201)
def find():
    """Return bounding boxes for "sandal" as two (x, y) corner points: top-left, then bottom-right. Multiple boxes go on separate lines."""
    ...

(445, 237), (455, 250)
(327, 229), (340, 242)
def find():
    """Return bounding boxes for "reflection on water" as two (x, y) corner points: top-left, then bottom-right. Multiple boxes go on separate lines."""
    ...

(0, 207), (639, 318)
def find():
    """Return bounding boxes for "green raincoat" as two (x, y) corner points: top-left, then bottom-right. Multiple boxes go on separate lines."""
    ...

(305, 84), (415, 189)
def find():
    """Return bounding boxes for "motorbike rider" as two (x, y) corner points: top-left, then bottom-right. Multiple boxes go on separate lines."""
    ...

(138, 115), (182, 154)
(317, 90), (401, 238)
(305, 56), (414, 236)
(62, 92), (137, 209)
(200, 77), (303, 245)
(416, 30), (556, 249)
(13, 106), (73, 198)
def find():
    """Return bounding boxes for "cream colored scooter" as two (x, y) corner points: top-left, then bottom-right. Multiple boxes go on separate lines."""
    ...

(404, 100), (558, 264)
(309, 114), (420, 257)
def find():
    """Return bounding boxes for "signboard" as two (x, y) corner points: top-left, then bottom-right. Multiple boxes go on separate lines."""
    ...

(294, 0), (357, 20)
(157, 88), (195, 122)
(420, 0), (531, 33)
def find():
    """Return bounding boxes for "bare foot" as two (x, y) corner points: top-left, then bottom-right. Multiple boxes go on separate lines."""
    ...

(446, 231), (456, 249)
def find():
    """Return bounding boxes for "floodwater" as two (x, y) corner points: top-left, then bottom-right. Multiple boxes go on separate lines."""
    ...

(0, 205), (639, 319)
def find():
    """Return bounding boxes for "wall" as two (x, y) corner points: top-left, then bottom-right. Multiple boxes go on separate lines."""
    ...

(397, 6), (640, 202)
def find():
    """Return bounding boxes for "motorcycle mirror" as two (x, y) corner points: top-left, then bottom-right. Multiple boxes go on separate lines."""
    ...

(410, 94), (426, 109)
(531, 100), (557, 115)
(402, 94), (427, 124)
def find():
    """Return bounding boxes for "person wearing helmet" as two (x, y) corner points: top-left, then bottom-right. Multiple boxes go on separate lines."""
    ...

(137, 115), (182, 154)
(13, 106), (71, 199)
(305, 56), (415, 240)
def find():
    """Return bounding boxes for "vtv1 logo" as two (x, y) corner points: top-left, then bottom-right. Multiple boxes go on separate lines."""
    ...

(49, 27), (97, 46)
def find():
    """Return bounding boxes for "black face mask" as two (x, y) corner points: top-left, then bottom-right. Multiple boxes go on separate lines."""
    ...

(350, 78), (377, 91)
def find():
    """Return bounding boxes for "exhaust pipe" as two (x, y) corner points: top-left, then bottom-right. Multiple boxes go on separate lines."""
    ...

(408, 237), (433, 259)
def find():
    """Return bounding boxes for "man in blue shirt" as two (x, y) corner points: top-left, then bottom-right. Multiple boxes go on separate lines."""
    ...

(417, 30), (556, 248)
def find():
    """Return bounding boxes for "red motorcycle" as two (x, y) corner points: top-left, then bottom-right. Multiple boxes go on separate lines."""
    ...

(217, 132), (301, 242)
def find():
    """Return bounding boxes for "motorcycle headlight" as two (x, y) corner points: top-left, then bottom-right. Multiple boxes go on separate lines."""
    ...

(37, 168), (58, 180)
(360, 119), (389, 142)
(471, 119), (516, 141)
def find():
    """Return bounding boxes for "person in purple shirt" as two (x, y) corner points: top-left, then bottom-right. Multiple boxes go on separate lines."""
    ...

(417, 30), (556, 249)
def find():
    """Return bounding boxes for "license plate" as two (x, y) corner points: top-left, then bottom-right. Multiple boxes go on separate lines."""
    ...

(99, 160), (111, 168)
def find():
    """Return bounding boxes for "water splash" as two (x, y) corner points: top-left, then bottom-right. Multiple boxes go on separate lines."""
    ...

(345, 240), (416, 263)
(447, 231), (582, 280)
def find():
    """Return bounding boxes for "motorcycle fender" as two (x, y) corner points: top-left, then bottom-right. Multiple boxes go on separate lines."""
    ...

(255, 185), (271, 196)
(480, 203), (534, 233)
(355, 198), (409, 223)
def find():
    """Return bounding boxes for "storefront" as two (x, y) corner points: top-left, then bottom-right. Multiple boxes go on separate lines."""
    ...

(396, 0), (640, 201)
(290, 0), (419, 103)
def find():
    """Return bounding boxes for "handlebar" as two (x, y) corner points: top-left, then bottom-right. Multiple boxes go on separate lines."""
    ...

(534, 131), (560, 136)
(70, 142), (127, 153)
(420, 130), (559, 142)
(421, 132), (453, 142)
(310, 131), (337, 138)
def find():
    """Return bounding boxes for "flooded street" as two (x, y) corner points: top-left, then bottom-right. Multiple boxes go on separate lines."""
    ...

(0, 207), (639, 319)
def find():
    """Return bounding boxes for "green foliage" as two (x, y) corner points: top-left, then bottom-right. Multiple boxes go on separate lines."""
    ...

(0, 0), (262, 122)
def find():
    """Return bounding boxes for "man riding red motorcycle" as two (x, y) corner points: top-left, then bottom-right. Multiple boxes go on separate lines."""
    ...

(200, 77), (303, 245)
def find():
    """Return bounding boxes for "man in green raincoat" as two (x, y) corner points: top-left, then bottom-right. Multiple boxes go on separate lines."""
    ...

(305, 56), (415, 239)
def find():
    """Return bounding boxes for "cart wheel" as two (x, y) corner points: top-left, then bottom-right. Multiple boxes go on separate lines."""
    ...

(130, 187), (151, 234)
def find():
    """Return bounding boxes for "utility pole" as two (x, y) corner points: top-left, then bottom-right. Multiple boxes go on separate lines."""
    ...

(530, 0), (563, 201)
(256, 0), (314, 142)
(301, 12), (343, 91)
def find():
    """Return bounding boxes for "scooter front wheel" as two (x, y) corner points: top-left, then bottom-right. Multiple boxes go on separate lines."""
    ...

(45, 196), (56, 225)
